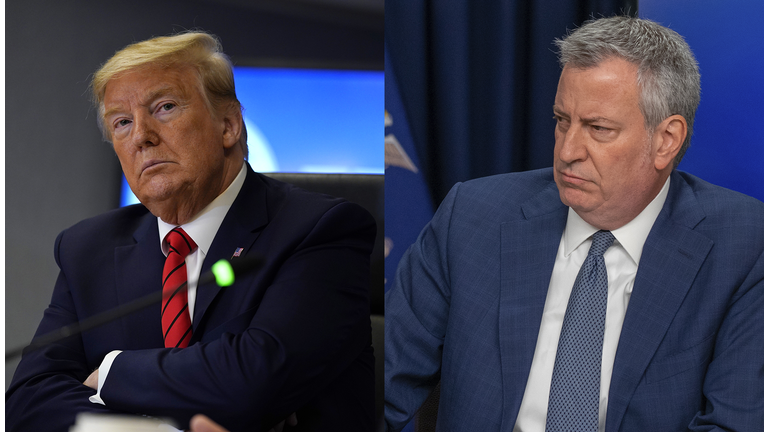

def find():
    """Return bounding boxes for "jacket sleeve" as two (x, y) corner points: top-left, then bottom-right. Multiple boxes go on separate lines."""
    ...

(5, 232), (123, 432)
(687, 252), (764, 431)
(384, 184), (460, 432)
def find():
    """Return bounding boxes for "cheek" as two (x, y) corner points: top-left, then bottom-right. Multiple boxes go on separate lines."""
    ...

(605, 149), (654, 194)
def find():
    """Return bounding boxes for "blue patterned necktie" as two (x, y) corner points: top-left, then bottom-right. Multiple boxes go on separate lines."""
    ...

(546, 230), (615, 432)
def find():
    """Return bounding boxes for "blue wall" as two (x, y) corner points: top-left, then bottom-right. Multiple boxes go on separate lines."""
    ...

(640, 0), (764, 201)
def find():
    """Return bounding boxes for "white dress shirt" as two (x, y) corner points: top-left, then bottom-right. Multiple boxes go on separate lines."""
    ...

(513, 177), (669, 432)
(90, 162), (247, 406)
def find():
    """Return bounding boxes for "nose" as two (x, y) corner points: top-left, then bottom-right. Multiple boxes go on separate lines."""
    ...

(557, 124), (587, 164)
(130, 112), (159, 149)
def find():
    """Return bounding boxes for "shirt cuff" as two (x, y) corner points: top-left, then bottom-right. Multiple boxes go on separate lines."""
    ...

(88, 350), (122, 405)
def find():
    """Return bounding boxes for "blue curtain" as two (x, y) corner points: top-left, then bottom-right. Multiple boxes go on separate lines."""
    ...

(386, 0), (636, 206)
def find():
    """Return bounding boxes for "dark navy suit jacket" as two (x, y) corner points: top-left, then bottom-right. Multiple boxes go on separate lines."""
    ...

(385, 168), (763, 431)
(7, 167), (377, 432)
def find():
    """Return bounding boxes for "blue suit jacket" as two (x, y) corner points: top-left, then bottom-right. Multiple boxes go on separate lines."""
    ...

(7, 167), (377, 432)
(385, 168), (763, 431)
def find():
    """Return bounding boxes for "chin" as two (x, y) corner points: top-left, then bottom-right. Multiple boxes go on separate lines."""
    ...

(559, 188), (598, 214)
(135, 187), (175, 208)
(138, 177), (181, 199)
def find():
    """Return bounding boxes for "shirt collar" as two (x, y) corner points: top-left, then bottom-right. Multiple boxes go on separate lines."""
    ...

(158, 162), (247, 256)
(563, 176), (670, 265)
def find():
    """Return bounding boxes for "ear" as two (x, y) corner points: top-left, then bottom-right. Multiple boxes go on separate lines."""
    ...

(221, 103), (243, 151)
(652, 114), (686, 171)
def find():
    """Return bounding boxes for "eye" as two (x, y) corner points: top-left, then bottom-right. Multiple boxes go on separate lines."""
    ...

(160, 103), (175, 111)
(591, 125), (609, 132)
(114, 118), (131, 129)
(553, 115), (569, 130)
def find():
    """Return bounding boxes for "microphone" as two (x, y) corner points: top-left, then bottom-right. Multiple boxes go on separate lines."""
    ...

(197, 255), (263, 287)
(5, 255), (264, 361)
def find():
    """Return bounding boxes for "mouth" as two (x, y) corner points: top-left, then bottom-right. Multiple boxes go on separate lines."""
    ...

(140, 159), (169, 175)
(558, 170), (588, 185)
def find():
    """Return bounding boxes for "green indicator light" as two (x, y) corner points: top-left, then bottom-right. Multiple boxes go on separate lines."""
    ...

(212, 260), (235, 286)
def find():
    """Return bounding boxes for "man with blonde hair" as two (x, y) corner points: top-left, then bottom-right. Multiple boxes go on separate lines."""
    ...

(7, 32), (376, 432)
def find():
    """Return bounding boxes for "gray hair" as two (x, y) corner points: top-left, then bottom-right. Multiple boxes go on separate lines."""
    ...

(555, 16), (700, 167)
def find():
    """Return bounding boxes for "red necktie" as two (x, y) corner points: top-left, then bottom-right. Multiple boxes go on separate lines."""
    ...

(162, 227), (197, 348)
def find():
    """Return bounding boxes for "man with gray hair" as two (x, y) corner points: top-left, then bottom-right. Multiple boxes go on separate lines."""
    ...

(385, 16), (762, 432)
(7, 32), (376, 432)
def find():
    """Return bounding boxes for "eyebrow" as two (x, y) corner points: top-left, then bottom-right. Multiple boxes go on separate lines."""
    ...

(582, 116), (618, 125)
(146, 86), (172, 101)
(102, 105), (124, 122)
(102, 85), (184, 121)
(552, 106), (618, 125)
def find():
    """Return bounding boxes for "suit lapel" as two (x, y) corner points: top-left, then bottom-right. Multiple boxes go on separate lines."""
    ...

(499, 181), (567, 431)
(193, 168), (269, 330)
(113, 210), (165, 349)
(605, 172), (712, 432)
